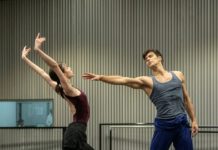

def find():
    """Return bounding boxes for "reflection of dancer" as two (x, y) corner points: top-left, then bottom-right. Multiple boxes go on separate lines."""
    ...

(17, 103), (24, 127)
(22, 33), (94, 150)
(46, 109), (53, 127)
(83, 49), (198, 150)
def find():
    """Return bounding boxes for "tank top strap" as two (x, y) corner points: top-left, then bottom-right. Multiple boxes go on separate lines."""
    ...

(170, 71), (182, 83)
(151, 75), (158, 85)
(170, 71), (175, 76)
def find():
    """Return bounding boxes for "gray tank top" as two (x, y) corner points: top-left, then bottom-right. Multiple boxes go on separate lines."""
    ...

(150, 72), (186, 119)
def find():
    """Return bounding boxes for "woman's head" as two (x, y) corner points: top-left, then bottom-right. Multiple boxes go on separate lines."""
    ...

(49, 63), (74, 84)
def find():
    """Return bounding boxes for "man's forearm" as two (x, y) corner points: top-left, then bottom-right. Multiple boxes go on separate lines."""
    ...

(185, 98), (197, 122)
(99, 75), (126, 85)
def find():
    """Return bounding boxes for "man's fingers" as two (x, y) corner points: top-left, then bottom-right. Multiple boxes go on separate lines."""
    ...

(82, 74), (91, 77)
(192, 127), (198, 137)
(83, 76), (92, 79)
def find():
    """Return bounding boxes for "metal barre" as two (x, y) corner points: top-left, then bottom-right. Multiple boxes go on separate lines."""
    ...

(109, 125), (154, 128)
(99, 123), (218, 150)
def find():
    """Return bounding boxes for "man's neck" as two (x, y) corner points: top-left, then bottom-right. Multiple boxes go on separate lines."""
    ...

(151, 64), (167, 76)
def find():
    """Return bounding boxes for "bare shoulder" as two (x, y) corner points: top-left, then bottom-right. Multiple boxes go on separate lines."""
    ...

(63, 85), (81, 97)
(139, 75), (152, 80)
(172, 71), (185, 82)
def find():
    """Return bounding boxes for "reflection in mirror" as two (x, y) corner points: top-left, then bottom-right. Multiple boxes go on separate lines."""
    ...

(0, 99), (53, 127)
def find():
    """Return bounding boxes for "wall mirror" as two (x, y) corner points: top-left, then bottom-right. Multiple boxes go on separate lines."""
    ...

(0, 99), (53, 127)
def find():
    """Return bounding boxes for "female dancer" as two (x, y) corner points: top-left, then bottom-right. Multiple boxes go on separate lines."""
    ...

(22, 33), (94, 150)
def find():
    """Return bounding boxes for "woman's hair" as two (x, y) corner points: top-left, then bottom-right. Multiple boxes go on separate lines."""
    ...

(49, 63), (65, 84)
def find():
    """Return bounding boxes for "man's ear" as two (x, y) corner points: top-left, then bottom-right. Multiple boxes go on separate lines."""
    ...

(158, 56), (162, 62)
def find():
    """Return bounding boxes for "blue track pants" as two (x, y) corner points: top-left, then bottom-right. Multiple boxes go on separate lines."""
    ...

(150, 114), (193, 150)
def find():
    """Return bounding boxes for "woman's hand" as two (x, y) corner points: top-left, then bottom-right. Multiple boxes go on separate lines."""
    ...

(34, 33), (46, 50)
(21, 46), (31, 59)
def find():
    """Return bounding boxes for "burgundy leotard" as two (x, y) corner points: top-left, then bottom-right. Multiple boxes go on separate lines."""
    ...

(56, 85), (90, 124)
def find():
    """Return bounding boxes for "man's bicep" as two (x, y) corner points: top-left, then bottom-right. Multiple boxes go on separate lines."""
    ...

(125, 77), (145, 88)
(182, 82), (190, 101)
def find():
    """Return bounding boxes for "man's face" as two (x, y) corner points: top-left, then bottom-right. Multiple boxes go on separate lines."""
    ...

(144, 52), (162, 68)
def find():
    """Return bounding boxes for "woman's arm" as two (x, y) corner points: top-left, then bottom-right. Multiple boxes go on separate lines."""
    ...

(33, 33), (78, 96)
(21, 46), (57, 90)
(34, 33), (58, 68)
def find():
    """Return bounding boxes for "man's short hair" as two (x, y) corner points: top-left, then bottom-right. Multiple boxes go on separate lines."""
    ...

(142, 49), (164, 64)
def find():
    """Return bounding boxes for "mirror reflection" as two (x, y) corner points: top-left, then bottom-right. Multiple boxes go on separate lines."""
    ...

(0, 100), (53, 127)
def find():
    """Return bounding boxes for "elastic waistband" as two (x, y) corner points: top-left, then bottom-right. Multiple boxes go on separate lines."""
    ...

(69, 122), (87, 127)
(154, 114), (190, 130)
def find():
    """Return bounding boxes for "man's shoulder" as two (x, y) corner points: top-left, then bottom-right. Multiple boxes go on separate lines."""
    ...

(172, 70), (183, 75)
(137, 76), (153, 83)
(171, 71), (184, 81)
(137, 75), (152, 80)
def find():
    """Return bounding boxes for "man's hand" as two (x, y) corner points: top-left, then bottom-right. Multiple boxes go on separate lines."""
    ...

(191, 120), (199, 137)
(82, 73), (102, 81)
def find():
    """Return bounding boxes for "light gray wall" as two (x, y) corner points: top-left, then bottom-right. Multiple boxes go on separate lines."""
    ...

(0, 0), (218, 149)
